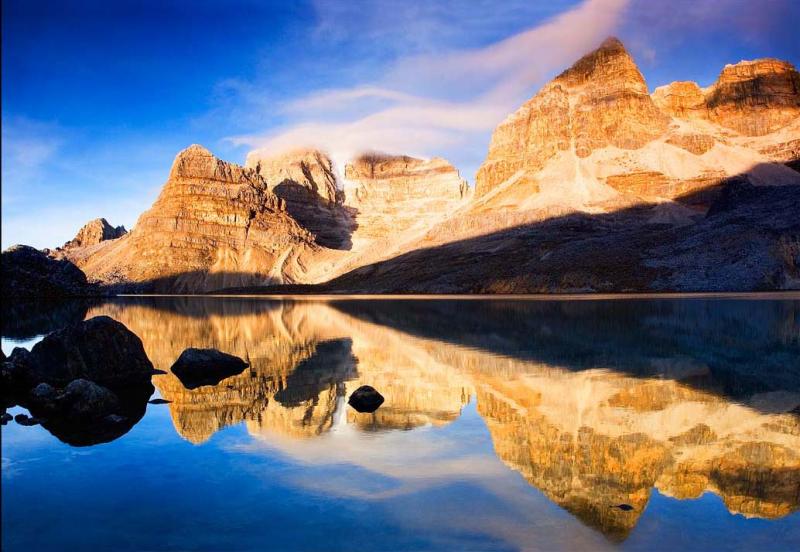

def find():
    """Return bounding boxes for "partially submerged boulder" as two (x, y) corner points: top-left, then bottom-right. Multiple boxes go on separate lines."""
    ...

(15, 413), (42, 426)
(170, 348), (249, 389)
(16, 315), (155, 393)
(348, 385), (385, 413)
(2, 316), (156, 446)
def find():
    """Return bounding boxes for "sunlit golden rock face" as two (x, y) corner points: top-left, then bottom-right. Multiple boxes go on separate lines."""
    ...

(341, 153), (470, 248)
(246, 149), (356, 251)
(70, 145), (317, 292)
(473, 37), (800, 215)
(84, 299), (800, 536)
(653, 60), (800, 138)
(61, 218), (127, 250)
(705, 60), (800, 136)
(249, 148), (341, 205)
(476, 37), (669, 197)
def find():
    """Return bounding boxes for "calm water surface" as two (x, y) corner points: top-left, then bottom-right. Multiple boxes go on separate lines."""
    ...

(2, 295), (800, 551)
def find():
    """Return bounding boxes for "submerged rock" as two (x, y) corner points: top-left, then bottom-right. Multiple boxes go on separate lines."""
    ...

(170, 348), (249, 390)
(59, 379), (121, 419)
(1, 412), (12, 425)
(348, 385), (385, 413)
(148, 398), (171, 405)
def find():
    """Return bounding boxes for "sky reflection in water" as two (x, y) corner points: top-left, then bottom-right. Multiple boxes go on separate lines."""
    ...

(2, 296), (800, 551)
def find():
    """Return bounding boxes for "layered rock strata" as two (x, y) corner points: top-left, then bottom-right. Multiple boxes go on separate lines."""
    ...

(71, 145), (316, 292)
(474, 38), (800, 218)
(246, 149), (355, 250)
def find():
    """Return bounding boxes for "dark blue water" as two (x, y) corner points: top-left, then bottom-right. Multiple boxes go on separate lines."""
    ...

(2, 295), (799, 551)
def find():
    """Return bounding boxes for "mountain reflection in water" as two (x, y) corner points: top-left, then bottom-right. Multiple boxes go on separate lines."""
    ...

(6, 295), (799, 542)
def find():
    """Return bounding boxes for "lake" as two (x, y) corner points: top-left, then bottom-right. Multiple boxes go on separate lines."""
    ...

(2, 295), (799, 551)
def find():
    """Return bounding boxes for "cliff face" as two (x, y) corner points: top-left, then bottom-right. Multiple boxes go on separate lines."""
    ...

(246, 149), (355, 250)
(653, 59), (800, 137)
(74, 145), (317, 292)
(474, 38), (800, 216)
(343, 153), (469, 242)
(475, 38), (670, 197)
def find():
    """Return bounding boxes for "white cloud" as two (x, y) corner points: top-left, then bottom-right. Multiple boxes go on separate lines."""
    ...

(229, 0), (631, 181)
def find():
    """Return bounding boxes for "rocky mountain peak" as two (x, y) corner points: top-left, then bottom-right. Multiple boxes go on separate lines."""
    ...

(247, 148), (341, 205)
(476, 36), (668, 196)
(705, 58), (800, 136)
(169, 143), (262, 183)
(70, 144), (317, 292)
(555, 36), (647, 94)
(652, 58), (800, 136)
(63, 218), (127, 249)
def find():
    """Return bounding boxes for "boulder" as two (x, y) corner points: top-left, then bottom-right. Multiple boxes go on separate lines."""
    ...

(170, 348), (249, 389)
(348, 385), (385, 413)
(58, 379), (121, 419)
(1, 245), (93, 298)
(18, 316), (155, 393)
(14, 413), (41, 426)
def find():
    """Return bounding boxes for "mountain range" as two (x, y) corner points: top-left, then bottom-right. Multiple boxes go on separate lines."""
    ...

(8, 37), (800, 294)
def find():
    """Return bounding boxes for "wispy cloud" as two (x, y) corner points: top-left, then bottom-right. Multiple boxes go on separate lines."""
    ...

(1, 116), (64, 206)
(1, 116), (167, 249)
(230, 0), (631, 180)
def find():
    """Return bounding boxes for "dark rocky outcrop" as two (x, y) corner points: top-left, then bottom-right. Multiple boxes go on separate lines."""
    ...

(1, 316), (156, 445)
(9, 315), (155, 393)
(1, 245), (94, 298)
(170, 348), (249, 390)
(348, 385), (385, 413)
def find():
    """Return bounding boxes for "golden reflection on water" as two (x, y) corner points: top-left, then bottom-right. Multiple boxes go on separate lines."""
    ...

(87, 298), (800, 539)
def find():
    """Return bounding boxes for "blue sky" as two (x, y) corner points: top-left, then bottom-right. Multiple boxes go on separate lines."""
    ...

(3, 0), (799, 249)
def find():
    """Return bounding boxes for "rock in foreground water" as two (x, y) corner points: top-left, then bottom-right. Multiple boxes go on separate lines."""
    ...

(348, 385), (385, 413)
(1, 316), (156, 445)
(170, 348), (249, 389)
(17, 316), (155, 393)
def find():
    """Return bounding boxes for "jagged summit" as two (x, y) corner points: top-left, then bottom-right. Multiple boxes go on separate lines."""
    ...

(68, 145), (316, 292)
(177, 143), (213, 157)
(168, 143), (265, 183)
(555, 36), (648, 93)
(63, 218), (127, 249)
(475, 36), (669, 196)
